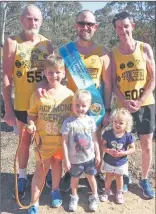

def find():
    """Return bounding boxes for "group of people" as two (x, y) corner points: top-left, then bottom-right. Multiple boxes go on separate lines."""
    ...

(2, 4), (155, 214)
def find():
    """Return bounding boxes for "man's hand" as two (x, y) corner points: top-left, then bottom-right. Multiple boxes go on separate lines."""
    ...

(27, 124), (36, 134)
(122, 100), (141, 113)
(3, 110), (16, 126)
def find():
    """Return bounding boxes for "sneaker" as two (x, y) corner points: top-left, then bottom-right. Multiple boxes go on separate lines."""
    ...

(100, 189), (113, 202)
(123, 184), (128, 193)
(116, 191), (124, 204)
(51, 189), (62, 207)
(138, 179), (155, 199)
(60, 172), (71, 192)
(69, 194), (79, 212)
(46, 169), (52, 188)
(28, 205), (38, 214)
(96, 173), (105, 193)
(88, 195), (99, 211)
(12, 178), (29, 199)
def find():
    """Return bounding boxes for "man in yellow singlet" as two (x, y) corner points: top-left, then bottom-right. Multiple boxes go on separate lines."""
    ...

(60, 10), (112, 193)
(2, 4), (53, 198)
(112, 11), (155, 199)
(38, 10), (112, 193)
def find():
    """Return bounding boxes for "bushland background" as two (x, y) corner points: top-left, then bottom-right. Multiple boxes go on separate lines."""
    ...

(1, 1), (155, 214)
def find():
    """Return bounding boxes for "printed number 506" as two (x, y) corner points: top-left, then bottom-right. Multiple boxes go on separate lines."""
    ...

(125, 88), (144, 100)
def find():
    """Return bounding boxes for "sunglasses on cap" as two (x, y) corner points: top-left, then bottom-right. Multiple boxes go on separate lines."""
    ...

(77, 21), (96, 27)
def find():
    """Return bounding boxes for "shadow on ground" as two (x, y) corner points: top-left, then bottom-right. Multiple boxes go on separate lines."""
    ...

(1, 121), (14, 132)
(1, 173), (95, 214)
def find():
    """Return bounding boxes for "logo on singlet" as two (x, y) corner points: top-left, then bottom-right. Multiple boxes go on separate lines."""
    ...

(120, 63), (125, 70)
(18, 52), (26, 58)
(16, 71), (22, 78)
(31, 54), (39, 60)
(43, 53), (49, 59)
(127, 61), (134, 68)
(15, 60), (21, 68)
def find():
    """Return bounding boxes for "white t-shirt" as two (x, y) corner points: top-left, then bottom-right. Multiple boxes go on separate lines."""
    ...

(60, 115), (97, 164)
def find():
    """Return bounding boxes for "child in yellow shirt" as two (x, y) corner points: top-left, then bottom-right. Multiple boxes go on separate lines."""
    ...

(27, 53), (73, 214)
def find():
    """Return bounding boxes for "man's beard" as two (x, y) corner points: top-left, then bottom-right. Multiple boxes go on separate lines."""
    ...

(77, 32), (93, 41)
(24, 28), (40, 36)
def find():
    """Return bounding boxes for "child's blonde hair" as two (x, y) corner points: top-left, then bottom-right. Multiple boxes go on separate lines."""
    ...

(73, 89), (92, 105)
(45, 52), (65, 69)
(110, 108), (133, 133)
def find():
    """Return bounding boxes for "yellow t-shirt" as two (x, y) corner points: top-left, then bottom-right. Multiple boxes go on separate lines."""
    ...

(28, 86), (73, 160)
(67, 45), (103, 92)
(112, 41), (155, 106)
(13, 34), (50, 111)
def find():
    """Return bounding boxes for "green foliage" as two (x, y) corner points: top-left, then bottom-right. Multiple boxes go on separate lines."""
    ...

(94, 1), (156, 52)
(0, 1), (155, 53)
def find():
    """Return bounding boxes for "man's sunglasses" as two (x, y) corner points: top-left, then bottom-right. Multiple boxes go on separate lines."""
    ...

(77, 21), (96, 27)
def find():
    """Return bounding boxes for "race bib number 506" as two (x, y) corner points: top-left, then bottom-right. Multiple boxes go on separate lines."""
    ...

(125, 88), (144, 100)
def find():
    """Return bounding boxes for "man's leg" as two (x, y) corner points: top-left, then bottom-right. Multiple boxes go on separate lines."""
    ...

(13, 118), (31, 199)
(138, 133), (155, 199)
(136, 105), (155, 199)
(17, 120), (31, 172)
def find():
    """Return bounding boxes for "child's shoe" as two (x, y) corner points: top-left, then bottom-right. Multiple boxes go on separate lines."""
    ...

(69, 194), (79, 211)
(116, 190), (124, 204)
(51, 189), (62, 207)
(28, 205), (39, 214)
(88, 194), (99, 211)
(100, 189), (113, 202)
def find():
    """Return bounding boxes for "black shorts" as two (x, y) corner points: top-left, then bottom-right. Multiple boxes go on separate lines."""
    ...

(132, 104), (155, 135)
(14, 110), (28, 124)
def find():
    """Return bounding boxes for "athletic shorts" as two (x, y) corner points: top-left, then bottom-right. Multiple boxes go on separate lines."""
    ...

(35, 148), (63, 161)
(14, 110), (27, 124)
(131, 104), (155, 135)
(104, 162), (128, 175)
(70, 158), (97, 178)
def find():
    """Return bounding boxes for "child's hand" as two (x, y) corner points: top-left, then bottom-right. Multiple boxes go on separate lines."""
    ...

(115, 150), (126, 157)
(95, 155), (101, 167)
(36, 88), (46, 98)
(27, 124), (36, 134)
(108, 149), (117, 157)
(63, 160), (71, 171)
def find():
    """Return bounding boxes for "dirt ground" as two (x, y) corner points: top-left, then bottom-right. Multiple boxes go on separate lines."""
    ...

(1, 121), (155, 214)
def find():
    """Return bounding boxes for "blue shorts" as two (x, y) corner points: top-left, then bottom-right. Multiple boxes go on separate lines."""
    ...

(70, 159), (97, 178)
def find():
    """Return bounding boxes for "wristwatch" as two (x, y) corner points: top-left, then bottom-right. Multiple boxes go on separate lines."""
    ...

(105, 108), (111, 113)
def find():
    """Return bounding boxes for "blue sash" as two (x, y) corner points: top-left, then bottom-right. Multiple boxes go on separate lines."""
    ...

(59, 42), (105, 126)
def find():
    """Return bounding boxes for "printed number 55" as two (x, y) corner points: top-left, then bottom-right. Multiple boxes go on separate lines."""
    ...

(27, 71), (42, 83)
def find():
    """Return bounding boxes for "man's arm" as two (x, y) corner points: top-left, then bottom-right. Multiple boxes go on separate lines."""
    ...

(2, 36), (16, 126)
(101, 48), (112, 126)
(137, 43), (155, 105)
(102, 48), (112, 109)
